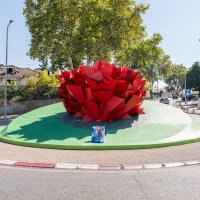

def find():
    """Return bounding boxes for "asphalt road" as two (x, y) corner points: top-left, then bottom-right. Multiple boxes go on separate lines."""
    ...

(1, 165), (200, 200)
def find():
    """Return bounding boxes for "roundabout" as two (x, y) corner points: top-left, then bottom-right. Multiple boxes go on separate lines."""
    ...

(1, 100), (200, 150)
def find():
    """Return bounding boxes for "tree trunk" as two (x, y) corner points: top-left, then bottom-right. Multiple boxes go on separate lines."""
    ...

(150, 80), (154, 98)
(68, 57), (74, 70)
(86, 55), (91, 66)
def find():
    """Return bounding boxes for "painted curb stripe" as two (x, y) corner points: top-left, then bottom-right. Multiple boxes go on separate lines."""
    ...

(0, 160), (199, 170)
(100, 165), (121, 170)
(77, 164), (99, 170)
(184, 160), (200, 165)
(123, 164), (143, 170)
(0, 160), (16, 165)
(56, 163), (77, 169)
(143, 164), (163, 169)
(14, 162), (55, 168)
(164, 162), (185, 168)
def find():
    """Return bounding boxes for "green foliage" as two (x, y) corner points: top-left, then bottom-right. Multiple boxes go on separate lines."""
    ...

(117, 33), (163, 66)
(0, 71), (59, 101)
(115, 33), (173, 85)
(0, 85), (24, 102)
(136, 50), (173, 85)
(0, 82), (20, 101)
(25, 71), (59, 99)
(24, 0), (148, 70)
(165, 64), (187, 89)
(187, 62), (200, 94)
(24, 0), (175, 87)
(26, 77), (37, 98)
(144, 81), (152, 91)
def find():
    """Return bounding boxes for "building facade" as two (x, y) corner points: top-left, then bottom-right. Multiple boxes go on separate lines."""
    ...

(0, 65), (37, 86)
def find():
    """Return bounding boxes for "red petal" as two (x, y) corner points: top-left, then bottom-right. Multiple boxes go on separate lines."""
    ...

(83, 114), (93, 122)
(122, 113), (132, 119)
(87, 101), (99, 120)
(73, 112), (83, 118)
(125, 95), (143, 113)
(66, 85), (85, 104)
(84, 88), (95, 101)
(92, 91), (113, 105)
(90, 71), (104, 82)
(106, 96), (124, 113)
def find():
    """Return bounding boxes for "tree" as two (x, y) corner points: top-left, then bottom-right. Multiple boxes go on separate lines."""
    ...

(144, 81), (153, 91)
(165, 64), (187, 89)
(116, 33), (163, 67)
(24, 0), (148, 71)
(21, 71), (58, 100)
(187, 62), (200, 95)
(36, 71), (58, 98)
(116, 33), (173, 86)
(25, 76), (37, 99)
(141, 53), (173, 97)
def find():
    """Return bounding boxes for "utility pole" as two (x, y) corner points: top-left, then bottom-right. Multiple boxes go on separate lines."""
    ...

(4, 20), (14, 119)
(185, 72), (187, 104)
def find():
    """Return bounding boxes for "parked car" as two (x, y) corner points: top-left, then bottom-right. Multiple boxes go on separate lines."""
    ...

(172, 94), (178, 99)
(181, 94), (198, 101)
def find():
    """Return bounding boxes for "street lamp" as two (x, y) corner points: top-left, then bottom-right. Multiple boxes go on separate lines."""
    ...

(4, 20), (14, 119)
(184, 71), (187, 104)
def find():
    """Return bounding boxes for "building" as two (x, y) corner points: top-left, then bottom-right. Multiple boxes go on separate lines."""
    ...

(0, 65), (37, 86)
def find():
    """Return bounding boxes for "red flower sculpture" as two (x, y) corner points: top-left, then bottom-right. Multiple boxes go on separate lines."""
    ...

(56, 60), (146, 122)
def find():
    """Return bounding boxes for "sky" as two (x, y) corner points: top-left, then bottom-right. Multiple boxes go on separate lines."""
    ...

(0, 0), (200, 69)
(0, 0), (40, 69)
(137, 0), (200, 68)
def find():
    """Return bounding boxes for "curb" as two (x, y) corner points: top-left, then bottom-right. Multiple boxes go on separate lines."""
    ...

(0, 159), (200, 171)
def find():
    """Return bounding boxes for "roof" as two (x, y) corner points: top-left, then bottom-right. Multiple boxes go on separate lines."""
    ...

(0, 65), (37, 80)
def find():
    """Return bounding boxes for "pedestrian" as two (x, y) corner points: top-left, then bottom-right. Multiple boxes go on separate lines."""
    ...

(159, 90), (163, 97)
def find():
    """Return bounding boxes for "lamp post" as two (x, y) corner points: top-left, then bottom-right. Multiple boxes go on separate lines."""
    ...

(4, 20), (14, 119)
(184, 72), (187, 104)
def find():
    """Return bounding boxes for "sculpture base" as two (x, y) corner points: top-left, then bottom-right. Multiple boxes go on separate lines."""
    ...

(1, 100), (200, 149)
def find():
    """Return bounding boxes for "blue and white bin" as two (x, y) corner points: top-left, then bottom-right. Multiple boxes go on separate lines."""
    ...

(91, 126), (105, 143)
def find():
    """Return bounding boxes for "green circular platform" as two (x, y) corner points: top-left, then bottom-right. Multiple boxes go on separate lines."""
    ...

(1, 100), (200, 149)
